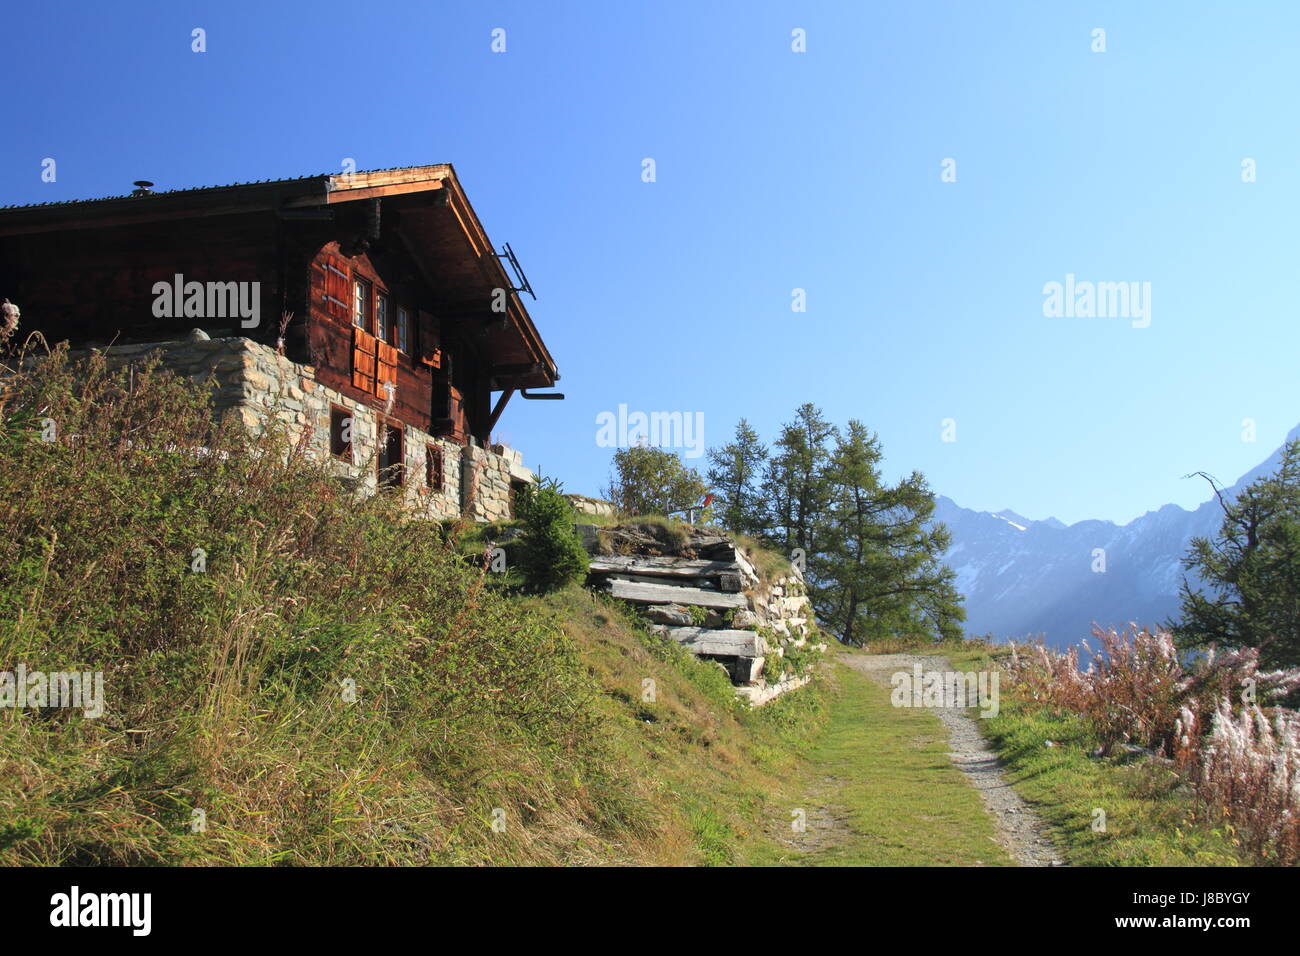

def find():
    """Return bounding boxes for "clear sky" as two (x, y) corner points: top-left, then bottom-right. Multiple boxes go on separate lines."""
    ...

(6, 1), (1299, 525)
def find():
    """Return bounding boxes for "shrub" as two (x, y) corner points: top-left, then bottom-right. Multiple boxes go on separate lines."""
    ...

(1173, 701), (1300, 863)
(1004, 625), (1300, 863)
(603, 445), (706, 517)
(513, 477), (589, 593)
(1006, 626), (1300, 754)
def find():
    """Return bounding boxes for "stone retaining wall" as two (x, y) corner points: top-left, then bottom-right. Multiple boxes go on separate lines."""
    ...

(71, 334), (531, 522)
(565, 494), (617, 518)
(583, 523), (825, 705)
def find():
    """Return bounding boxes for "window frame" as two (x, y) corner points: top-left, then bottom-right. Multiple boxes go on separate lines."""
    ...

(377, 419), (405, 489)
(425, 443), (444, 492)
(353, 278), (372, 333)
(397, 306), (411, 354)
(328, 404), (353, 463)
(377, 293), (393, 345)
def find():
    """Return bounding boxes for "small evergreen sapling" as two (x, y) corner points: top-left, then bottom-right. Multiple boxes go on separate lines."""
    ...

(514, 477), (590, 592)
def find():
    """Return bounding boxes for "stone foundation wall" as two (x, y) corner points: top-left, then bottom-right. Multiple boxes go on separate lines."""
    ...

(565, 494), (617, 518)
(72, 334), (531, 522)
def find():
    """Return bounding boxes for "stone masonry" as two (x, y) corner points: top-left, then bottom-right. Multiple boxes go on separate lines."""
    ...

(71, 334), (532, 522)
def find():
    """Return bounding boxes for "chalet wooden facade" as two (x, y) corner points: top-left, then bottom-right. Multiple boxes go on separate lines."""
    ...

(0, 165), (559, 519)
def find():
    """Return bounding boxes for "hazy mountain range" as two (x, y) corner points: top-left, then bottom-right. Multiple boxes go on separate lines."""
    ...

(937, 425), (1300, 648)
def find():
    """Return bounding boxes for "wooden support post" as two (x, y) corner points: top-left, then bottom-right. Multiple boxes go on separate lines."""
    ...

(486, 388), (515, 436)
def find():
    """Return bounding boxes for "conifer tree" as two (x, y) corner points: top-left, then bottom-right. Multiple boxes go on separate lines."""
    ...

(1172, 440), (1300, 668)
(706, 418), (769, 536)
(761, 403), (836, 557)
(818, 420), (965, 645)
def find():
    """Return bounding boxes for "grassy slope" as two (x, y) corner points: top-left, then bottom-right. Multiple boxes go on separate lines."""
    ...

(18, 353), (1212, 868)
(0, 349), (840, 866)
(944, 646), (1245, 866)
(527, 587), (832, 865)
(748, 653), (1011, 866)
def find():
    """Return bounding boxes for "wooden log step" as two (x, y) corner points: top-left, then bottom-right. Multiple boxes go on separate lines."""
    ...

(606, 579), (749, 610)
(597, 571), (716, 590)
(588, 555), (742, 579)
(662, 627), (767, 658)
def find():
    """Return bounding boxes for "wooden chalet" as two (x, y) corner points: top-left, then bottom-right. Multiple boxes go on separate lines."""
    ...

(0, 164), (558, 446)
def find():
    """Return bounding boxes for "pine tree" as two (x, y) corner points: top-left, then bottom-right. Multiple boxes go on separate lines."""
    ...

(706, 418), (769, 536)
(819, 421), (965, 645)
(1172, 440), (1300, 668)
(761, 403), (836, 556)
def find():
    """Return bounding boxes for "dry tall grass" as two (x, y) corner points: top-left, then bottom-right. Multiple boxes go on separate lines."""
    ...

(1005, 626), (1300, 863)
(0, 347), (661, 864)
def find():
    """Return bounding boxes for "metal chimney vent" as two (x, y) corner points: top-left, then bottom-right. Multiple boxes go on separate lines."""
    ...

(131, 180), (155, 197)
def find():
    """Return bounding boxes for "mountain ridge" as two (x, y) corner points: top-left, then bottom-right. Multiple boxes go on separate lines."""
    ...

(939, 424), (1300, 647)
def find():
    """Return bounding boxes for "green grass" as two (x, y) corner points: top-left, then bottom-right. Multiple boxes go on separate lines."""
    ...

(748, 656), (1012, 866)
(0, 349), (835, 867)
(944, 646), (1247, 866)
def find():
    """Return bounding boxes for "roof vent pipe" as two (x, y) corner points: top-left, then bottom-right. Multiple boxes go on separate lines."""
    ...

(131, 180), (155, 196)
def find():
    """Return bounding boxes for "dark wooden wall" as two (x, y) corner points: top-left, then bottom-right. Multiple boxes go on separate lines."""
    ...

(0, 211), (285, 348)
(0, 211), (492, 446)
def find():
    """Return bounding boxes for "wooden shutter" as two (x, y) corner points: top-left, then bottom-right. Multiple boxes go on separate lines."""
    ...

(352, 326), (377, 394)
(323, 256), (350, 320)
(448, 386), (466, 441)
(418, 310), (441, 368)
(376, 341), (398, 395)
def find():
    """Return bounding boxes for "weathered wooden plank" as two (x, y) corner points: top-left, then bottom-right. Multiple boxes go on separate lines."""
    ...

(587, 555), (741, 579)
(663, 627), (766, 658)
(605, 579), (748, 610)
(603, 572), (715, 589)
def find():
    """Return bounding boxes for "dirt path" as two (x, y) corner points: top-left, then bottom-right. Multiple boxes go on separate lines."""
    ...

(841, 652), (1063, 867)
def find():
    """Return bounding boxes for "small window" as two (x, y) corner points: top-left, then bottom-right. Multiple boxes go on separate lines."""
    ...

(397, 307), (411, 354)
(378, 421), (404, 489)
(329, 405), (353, 462)
(508, 478), (529, 519)
(353, 279), (371, 332)
(377, 294), (392, 344)
(426, 444), (444, 492)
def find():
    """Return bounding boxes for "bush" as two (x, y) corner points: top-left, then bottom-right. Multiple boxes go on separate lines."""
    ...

(513, 477), (589, 593)
(1004, 625), (1300, 863)
(1006, 627), (1300, 755)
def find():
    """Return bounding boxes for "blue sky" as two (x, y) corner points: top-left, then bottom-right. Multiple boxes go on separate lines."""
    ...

(5, 0), (1299, 525)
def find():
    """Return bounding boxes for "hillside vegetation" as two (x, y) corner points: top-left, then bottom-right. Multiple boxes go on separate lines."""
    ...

(0, 349), (827, 865)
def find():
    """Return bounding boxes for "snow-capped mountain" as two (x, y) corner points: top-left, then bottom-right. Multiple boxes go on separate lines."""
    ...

(938, 425), (1300, 647)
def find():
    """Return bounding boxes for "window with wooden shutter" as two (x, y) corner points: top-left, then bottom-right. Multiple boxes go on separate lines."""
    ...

(418, 310), (441, 368)
(352, 326), (377, 394)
